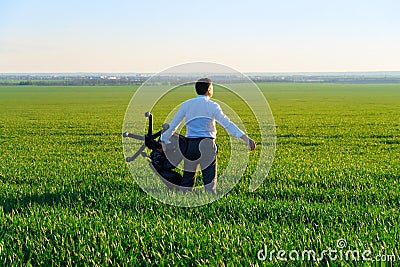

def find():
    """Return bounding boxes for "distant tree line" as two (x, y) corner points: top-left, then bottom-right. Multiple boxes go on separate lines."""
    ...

(1, 75), (399, 86)
(0, 78), (146, 86)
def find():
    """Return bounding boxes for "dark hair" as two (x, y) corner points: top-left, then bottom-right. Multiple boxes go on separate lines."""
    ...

(195, 78), (212, 95)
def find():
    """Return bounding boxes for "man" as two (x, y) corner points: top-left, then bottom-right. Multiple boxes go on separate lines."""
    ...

(161, 78), (256, 194)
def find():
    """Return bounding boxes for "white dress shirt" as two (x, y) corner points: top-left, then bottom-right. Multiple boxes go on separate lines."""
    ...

(161, 95), (244, 142)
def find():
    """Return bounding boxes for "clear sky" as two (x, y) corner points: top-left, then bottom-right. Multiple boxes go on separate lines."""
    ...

(0, 0), (399, 73)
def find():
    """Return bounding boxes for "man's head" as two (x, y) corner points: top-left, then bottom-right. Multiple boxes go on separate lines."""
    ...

(195, 78), (213, 97)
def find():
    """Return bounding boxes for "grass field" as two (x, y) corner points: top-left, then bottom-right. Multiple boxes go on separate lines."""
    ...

(0, 83), (399, 266)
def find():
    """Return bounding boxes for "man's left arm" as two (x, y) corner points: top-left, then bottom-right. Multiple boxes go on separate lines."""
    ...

(160, 105), (185, 143)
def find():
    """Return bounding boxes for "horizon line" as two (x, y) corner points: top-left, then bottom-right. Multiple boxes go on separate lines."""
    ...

(1, 70), (400, 75)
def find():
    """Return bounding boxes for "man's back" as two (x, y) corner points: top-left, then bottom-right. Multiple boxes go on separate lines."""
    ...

(180, 95), (217, 138)
(162, 95), (244, 142)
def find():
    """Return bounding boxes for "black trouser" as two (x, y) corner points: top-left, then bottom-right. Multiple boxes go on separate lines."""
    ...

(181, 137), (217, 194)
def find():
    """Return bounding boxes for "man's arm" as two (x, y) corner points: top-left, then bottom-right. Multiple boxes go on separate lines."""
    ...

(214, 104), (256, 151)
(240, 134), (256, 151)
(160, 105), (185, 143)
(214, 105), (244, 138)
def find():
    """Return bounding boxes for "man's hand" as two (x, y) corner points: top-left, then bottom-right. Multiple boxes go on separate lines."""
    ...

(247, 138), (256, 151)
(240, 134), (256, 151)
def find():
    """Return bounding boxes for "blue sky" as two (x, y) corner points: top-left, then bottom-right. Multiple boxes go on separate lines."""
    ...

(0, 0), (399, 72)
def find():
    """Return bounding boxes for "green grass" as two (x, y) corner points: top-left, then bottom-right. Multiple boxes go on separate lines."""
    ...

(0, 83), (399, 266)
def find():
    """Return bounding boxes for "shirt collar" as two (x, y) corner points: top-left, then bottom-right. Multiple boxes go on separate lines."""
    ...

(196, 95), (210, 100)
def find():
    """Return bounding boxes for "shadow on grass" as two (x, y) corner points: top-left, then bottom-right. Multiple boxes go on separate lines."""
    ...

(0, 177), (146, 214)
(0, 189), (92, 214)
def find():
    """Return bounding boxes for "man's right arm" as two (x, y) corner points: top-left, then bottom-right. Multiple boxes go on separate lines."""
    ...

(214, 104), (256, 151)
(213, 104), (244, 138)
(240, 134), (256, 151)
